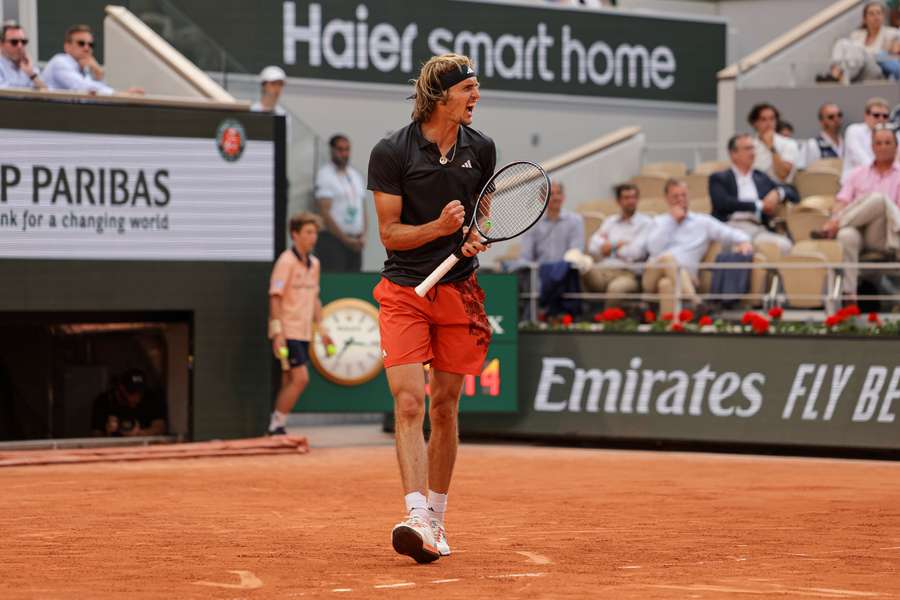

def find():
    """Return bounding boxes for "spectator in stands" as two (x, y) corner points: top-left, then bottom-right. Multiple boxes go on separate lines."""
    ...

(315, 134), (366, 272)
(843, 97), (895, 182)
(520, 181), (584, 263)
(251, 65), (287, 115)
(91, 369), (167, 437)
(777, 120), (795, 139)
(814, 126), (900, 297)
(41, 25), (143, 95)
(640, 178), (752, 315)
(875, 37), (900, 79)
(709, 134), (797, 256)
(821, 1), (900, 83)
(0, 22), (45, 90)
(583, 183), (651, 307)
(803, 103), (845, 166)
(748, 103), (800, 184)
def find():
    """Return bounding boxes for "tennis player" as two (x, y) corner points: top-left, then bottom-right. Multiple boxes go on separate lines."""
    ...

(367, 53), (496, 563)
(267, 211), (334, 435)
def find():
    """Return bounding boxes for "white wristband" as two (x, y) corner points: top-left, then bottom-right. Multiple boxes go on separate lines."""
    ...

(268, 319), (282, 338)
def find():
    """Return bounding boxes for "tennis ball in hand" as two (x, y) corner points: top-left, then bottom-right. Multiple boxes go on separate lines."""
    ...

(326, 343), (337, 357)
(278, 346), (289, 358)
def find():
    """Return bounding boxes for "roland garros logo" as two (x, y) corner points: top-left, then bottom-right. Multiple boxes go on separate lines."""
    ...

(216, 119), (246, 162)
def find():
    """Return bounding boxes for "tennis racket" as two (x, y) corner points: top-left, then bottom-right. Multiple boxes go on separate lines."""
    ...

(414, 161), (550, 297)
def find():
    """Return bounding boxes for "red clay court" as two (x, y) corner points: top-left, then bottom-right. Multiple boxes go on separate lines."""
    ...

(1, 436), (898, 599)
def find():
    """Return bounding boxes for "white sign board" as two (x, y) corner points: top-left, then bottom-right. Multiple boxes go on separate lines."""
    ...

(0, 128), (274, 261)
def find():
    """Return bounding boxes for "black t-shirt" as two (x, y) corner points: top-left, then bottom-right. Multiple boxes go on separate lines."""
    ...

(91, 389), (167, 435)
(367, 122), (496, 286)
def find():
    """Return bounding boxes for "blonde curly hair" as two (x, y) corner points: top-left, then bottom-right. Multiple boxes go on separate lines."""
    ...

(410, 53), (476, 123)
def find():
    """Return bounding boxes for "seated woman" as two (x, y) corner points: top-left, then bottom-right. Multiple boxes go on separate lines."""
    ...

(820, 1), (900, 83)
(875, 38), (900, 79)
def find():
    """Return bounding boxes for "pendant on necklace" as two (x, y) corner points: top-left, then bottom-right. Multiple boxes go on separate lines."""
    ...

(439, 156), (448, 165)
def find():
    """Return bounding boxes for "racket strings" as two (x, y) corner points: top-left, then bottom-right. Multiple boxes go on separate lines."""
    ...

(475, 163), (549, 240)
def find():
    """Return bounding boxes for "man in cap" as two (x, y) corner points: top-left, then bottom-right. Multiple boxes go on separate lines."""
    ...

(91, 369), (167, 437)
(252, 65), (287, 115)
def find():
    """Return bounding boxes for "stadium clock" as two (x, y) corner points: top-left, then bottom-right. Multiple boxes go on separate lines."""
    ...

(310, 298), (382, 386)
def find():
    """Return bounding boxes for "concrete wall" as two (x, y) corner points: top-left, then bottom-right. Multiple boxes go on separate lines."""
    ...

(225, 74), (715, 272)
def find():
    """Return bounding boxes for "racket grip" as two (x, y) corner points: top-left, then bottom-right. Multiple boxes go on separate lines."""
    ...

(415, 254), (460, 297)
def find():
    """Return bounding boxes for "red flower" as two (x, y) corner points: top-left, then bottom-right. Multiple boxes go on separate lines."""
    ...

(868, 312), (882, 325)
(825, 315), (839, 327)
(751, 316), (769, 334)
(561, 314), (574, 326)
(741, 311), (757, 325)
(844, 305), (861, 317)
(768, 306), (784, 319)
(603, 307), (626, 322)
(643, 310), (657, 323)
(593, 312), (604, 323)
(678, 309), (694, 323)
(698, 315), (714, 326)
(670, 322), (685, 332)
(661, 312), (674, 322)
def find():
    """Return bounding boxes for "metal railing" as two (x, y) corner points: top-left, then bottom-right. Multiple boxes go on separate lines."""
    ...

(510, 259), (900, 323)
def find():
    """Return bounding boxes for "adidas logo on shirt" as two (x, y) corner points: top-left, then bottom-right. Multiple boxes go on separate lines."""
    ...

(460, 160), (473, 169)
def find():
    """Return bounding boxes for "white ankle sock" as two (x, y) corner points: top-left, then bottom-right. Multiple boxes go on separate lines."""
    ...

(404, 491), (428, 520)
(427, 490), (448, 524)
(269, 411), (288, 430)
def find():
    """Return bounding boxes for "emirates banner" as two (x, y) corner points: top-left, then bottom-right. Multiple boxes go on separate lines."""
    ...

(460, 332), (900, 451)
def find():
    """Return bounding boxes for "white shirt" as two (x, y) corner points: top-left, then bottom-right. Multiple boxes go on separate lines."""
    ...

(315, 162), (366, 236)
(802, 131), (844, 167)
(752, 133), (799, 184)
(731, 166), (764, 221)
(41, 53), (113, 95)
(587, 212), (651, 267)
(0, 54), (39, 89)
(842, 122), (873, 183)
(250, 101), (286, 116)
(641, 212), (751, 278)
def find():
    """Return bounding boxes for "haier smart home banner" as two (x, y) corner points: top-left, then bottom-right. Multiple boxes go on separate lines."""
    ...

(0, 100), (278, 261)
(40, 1), (726, 104)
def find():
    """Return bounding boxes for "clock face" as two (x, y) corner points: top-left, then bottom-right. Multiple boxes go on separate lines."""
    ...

(309, 298), (382, 386)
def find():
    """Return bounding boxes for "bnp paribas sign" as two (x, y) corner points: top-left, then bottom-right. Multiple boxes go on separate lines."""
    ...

(281, 0), (725, 104)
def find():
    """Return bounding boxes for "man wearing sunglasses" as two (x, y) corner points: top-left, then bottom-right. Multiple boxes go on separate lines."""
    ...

(0, 22), (46, 90)
(842, 97), (897, 182)
(802, 103), (844, 167)
(42, 24), (142, 95)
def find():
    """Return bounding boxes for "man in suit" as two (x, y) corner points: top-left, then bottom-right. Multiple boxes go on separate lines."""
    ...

(709, 133), (798, 256)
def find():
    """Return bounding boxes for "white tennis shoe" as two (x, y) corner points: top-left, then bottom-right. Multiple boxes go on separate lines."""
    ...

(431, 519), (451, 556)
(391, 514), (440, 563)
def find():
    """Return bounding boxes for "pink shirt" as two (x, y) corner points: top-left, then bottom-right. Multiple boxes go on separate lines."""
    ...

(269, 249), (320, 341)
(835, 162), (900, 213)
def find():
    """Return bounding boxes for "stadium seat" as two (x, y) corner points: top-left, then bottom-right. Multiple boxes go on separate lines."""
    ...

(798, 194), (835, 212)
(794, 170), (840, 199)
(793, 239), (842, 263)
(684, 173), (710, 199)
(806, 158), (842, 174)
(576, 199), (619, 217)
(688, 196), (712, 214)
(692, 160), (729, 175)
(629, 174), (667, 198)
(640, 161), (687, 177)
(779, 253), (829, 308)
(786, 203), (830, 241)
(579, 211), (606, 248)
(637, 197), (669, 215)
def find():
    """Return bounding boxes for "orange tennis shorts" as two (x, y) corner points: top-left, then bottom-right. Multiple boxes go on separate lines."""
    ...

(373, 273), (492, 376)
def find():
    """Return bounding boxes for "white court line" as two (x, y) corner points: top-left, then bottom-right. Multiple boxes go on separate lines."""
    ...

(332, 589), (353, 593)
(373, 582), (415, 589)
(799, 588), (882, 598)
(880, 546), (900, 550)
(516, 551), (553, 565)
(431, 579), (461, 584)
(487, 572), (546, 579)
(646, 584), (881, 598)
(193, 570), (263, 590)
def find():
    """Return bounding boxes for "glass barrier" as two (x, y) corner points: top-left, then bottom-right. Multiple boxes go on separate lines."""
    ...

(121, 0), (328, 238)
